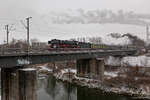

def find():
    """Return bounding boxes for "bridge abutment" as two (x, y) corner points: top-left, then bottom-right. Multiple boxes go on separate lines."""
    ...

(77, 58), (104, 81)
(1, 67), (37, 100)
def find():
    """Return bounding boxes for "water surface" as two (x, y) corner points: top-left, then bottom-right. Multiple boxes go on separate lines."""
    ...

(38, 75), (140, 100)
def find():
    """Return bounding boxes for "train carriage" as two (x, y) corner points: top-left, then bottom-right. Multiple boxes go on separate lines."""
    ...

(91, 44), (108, 49)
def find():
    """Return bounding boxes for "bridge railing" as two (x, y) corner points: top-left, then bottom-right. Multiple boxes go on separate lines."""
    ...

(0, 46), (137, 55)
(0, 48), (94, 54)
(0, 47), (49, 54)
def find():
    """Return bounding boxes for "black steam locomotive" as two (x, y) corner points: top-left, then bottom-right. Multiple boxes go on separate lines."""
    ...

(48, 39), (127, 50)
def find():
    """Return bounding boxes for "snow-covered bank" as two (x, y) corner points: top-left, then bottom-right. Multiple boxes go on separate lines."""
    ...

(122, 56), (150, 67)
(35, 65), (150, 99)
(106, 55), (150, 67)
(38, 65), (52, 72)
(55, 68), (150, 99)
(105, 56), (121, 66)
(104, 71), (118, 78)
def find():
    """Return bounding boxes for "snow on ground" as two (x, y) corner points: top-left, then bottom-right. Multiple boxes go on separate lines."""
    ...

(105, 56), (121, 66)
(106, 55), (150, 67)
(54, 68), (77, 81)
(121, 56), (150, 67)
(61, 68), (77, 74)
(39, 66), (52, 72)
(104, 71), (118, 77)
(21, 68), (36, 71)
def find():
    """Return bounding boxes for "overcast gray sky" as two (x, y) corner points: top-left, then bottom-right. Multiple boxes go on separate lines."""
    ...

(0, 0), (150, 17)
(0, 0), (150, 43)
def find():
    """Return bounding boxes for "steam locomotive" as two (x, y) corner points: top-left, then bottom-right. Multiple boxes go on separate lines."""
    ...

(48, 39), (130, 50)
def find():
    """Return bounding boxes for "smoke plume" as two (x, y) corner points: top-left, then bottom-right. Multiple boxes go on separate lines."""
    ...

(46, 9), (150, 26)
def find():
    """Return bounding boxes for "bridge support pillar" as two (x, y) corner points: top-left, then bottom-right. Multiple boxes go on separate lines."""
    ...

(1, 67), (37, 100)
(96, 58), (104, 81)
(1, 68), (12, 100)
(77, 59), (90, 77)
(18, 68), (37, 100)
(89, 58), (96, 78)
(77, 58), (104, 81)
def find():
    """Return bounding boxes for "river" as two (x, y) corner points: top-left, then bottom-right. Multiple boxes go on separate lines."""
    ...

(38, 74), (141, 100)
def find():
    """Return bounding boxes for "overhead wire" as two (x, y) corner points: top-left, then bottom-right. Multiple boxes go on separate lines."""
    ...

(0, 17), (81, 41)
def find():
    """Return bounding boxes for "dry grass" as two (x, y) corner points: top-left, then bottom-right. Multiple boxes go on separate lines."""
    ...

(104, 66), (150, 90)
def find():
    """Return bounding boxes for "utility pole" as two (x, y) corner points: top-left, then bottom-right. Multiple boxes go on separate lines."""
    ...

(26, 17), (32, 49)
(146, 25), (150, 46)
(5, 25), (9, 45)
(5, 24), (14, 45)
(21, 17), (32, 53)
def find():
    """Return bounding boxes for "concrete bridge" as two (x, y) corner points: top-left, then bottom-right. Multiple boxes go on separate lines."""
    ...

(0, 49), (136, 68)
(0, 49), (137, 100)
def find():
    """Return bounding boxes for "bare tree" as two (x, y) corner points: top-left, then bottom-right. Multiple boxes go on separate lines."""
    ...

(89, 37), (102, 44)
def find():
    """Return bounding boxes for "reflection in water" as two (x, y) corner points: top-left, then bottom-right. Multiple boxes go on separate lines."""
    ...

(77, 87), (129, 100)
(38, 75), (76, 100)
(38, 75), (138, 100)
(45, 75), (57, 99)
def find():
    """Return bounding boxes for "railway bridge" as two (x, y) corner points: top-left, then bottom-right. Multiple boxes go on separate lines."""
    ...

(0, 48), (137, 100)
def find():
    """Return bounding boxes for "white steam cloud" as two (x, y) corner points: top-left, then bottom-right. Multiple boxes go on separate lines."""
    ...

(46, 9), (150, 26)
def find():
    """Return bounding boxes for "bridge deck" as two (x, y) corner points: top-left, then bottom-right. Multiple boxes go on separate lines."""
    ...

(0, 49), (136, 68)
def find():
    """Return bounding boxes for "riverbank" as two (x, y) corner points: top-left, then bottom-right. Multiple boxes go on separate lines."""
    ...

(32, 63), (150, 100)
